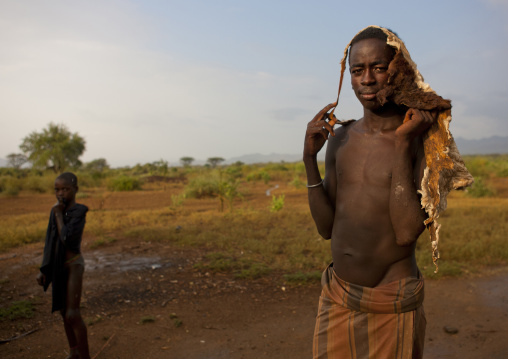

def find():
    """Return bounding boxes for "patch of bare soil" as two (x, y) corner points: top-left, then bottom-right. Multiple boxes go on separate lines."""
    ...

(1, 238), (507, 359)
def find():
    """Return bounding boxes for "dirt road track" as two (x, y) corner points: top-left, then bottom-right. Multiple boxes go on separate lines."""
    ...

(1, 241), (507, 359)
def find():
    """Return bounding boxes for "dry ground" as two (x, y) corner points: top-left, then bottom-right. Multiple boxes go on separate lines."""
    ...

(1, 186), (507, 359)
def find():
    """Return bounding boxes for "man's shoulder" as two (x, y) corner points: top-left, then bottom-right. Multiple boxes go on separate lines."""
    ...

(67, 203), (88, 217)
(330, 119), (357, 141)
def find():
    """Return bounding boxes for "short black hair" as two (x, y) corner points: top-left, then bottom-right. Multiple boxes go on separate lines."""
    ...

(348, 26), (398, 64)
(57, 172), (78, 187)
(350, 26), (399, 47)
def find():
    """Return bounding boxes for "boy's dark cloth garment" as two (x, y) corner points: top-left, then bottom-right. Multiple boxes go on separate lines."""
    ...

(40, 204), (88, 312)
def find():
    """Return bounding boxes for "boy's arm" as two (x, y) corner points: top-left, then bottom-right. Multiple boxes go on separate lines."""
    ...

(304, 104), (337, 239)
(390, 109), (435, 246)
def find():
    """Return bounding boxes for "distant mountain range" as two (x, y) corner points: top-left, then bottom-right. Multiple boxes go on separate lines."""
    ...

(1, 136), (506, 168)
(227, 136), (508, 164)
(454, 136), (508, 156)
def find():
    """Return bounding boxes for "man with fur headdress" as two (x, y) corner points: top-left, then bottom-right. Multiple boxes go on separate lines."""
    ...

(303, 26), (472, 358)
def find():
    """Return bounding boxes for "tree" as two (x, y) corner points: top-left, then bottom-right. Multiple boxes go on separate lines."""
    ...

(152, 159), (169, 176)
(6, 153), (28, 169)
(180, 156), (195, 167)
(84, 158), (109, 172)
(20, 123), (86, 173)
(207, 157), (224, 168)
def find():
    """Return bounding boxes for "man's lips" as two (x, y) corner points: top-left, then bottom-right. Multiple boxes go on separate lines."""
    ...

(360, 92), (377, 100)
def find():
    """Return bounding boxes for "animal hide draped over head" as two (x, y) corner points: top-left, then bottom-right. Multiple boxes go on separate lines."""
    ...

(328, 25), (474, 272)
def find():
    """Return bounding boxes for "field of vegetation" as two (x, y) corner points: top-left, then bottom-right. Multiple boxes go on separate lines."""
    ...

(0, 154), (507, 280)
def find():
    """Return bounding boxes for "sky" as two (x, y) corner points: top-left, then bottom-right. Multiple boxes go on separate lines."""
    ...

(1, 0), (507, 167)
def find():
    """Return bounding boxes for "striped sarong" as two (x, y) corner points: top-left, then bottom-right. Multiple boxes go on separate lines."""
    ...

(313, 264), (426, 359)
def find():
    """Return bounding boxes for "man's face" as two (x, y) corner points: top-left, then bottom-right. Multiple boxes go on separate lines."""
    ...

(349, 38), (394, 111)
(54, 178), (77, 205)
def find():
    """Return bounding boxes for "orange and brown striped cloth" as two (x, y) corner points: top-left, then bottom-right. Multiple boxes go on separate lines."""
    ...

(313, 264), (426, 359)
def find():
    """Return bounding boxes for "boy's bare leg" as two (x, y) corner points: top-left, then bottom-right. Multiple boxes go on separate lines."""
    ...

(63, 262), (90, 359)
(60, 310), (78, 358)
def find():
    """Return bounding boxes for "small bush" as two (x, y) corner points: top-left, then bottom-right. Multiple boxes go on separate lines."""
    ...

(75, 171), (103, 189)
(22, 174), (54, 193)
(0, 176), (21, 196)
(270, 195), (285, 212)
(466, 177), (496, 198)
(290, 176), (305, 189)
(171, 193), (185, 207)
(246, 171), (271, 184)
(184, 176), (218, 198)
(107, 176), (142, 191)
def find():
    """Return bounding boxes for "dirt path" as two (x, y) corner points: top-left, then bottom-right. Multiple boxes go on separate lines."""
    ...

(1, 239), (507, 359)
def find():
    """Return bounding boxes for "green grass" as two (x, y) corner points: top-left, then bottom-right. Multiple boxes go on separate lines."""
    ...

(0, 300), (35, 321)
(284, 271), (322, 284)
(1, 156), (507, 280)
(140, 316), (155, 324)
(416, 197), (508, 277)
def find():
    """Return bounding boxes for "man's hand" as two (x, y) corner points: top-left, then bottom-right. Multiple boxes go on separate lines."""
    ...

(36, 272), (46, 286)
(52, 200), (65, 214)
(396, 108), (438, 143)
(304, 103), (337, 158)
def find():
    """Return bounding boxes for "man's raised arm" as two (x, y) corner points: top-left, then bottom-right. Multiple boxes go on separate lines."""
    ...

(303, 104), (337, 239)
(390, 108), (435, 246)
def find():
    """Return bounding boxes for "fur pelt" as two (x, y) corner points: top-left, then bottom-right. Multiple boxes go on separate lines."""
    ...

(377, 51), (452, 111)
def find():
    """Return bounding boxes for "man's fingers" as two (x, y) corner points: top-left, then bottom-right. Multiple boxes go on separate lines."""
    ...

(311, 103), (337, 123)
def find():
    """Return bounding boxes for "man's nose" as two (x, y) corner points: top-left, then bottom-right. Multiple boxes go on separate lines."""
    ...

(361, 69), (375, 85)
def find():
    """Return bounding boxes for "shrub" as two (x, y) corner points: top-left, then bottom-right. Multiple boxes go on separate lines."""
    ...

(246, 171), (271, 184)
(107, 176), (142, 191)
(270, 194), (285, 212)
(0, 176), (21, 196)
(466, 177), (496, 198)
(171, 193), (185, 207)
(22, 173), (54, 193)
(290, 176), (305, 189)
(75, 171), (104, 189)
(184, 176), (219, 198)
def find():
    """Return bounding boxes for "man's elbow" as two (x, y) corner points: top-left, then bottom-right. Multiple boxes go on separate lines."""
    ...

(318, 229), (332, 240)
(395, 230), (422, 246)
(395, 236), (416, 247)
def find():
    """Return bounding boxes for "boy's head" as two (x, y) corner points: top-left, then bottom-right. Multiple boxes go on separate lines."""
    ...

(348, 26), (397, 66)
(55, 172), (78, 205)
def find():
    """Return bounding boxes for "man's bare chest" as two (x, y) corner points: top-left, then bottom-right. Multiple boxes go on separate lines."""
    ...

(334, 133), (395, 187)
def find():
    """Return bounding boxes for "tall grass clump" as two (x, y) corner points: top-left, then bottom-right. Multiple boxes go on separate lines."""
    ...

(0, 213), (48, 251)
(107, 175), (142, 191)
